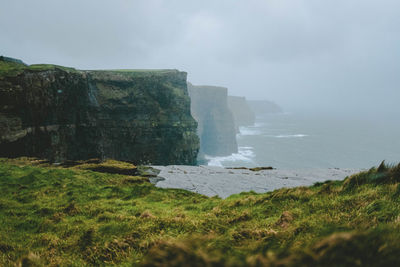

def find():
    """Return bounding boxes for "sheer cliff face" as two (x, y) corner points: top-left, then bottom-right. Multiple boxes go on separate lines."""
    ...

(0, 59), (199, 165)
(227, 96), (255, 132)
(188, 83), (237, 157)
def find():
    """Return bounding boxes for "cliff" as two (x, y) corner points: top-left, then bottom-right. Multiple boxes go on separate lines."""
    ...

(0, 57), (199, 165)
(188, 83), (237, 157)
(248, 100), (283, 115)
(227, 96), (255, 132)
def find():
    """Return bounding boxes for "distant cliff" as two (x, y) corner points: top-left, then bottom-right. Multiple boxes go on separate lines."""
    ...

(228, 96), (255, 132)
(188, 83), (237, 157)
(248, 100), (283, 115)
(0, 57), (199, 165)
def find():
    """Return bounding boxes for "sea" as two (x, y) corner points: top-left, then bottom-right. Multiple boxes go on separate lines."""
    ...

(206, 111), (400, 169)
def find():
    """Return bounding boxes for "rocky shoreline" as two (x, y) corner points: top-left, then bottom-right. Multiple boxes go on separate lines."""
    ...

(151, 165), (363, 198)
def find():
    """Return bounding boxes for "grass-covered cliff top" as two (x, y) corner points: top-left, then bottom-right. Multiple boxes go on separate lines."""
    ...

(1, 158), (399, 266)
(0, 59), (78, 77)
(0, 56), (185, 79)
(90, 69), (180, 73)
(88, 69), (186, 80)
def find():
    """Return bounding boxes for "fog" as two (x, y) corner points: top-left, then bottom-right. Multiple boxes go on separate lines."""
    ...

(1, 0), (400, 116)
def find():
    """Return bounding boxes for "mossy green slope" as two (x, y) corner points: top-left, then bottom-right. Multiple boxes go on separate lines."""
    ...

(0, 158), (399, 266)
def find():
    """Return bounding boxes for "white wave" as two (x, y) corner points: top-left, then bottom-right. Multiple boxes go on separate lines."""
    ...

(238, 126), (262, 136)
(254, 122), (267, 127)
(205, 147), (256, 167)
(274, 134), (308, 138)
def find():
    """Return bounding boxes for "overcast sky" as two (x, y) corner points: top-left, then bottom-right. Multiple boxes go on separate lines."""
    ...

(1, 0), (400, 114)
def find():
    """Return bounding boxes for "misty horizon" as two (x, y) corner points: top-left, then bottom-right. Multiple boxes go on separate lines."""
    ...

(2, 0), (400, 116)
(1, 2), (400, 264)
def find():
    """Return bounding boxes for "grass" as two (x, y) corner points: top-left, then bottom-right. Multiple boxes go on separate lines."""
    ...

(91, 69), (179, 73)
(28, 64), (77, 73)
(0, 158), (399, 266)
(0, 61), (27, 77)
(0, 61), (77, 78)
(88, 69), (184, 80)
(0, 58), (181, 80)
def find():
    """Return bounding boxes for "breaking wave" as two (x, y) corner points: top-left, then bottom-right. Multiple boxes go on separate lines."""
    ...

(273, 134), (308, 138)
(205, 146), (256, 167)
(238, 125), (263, 136)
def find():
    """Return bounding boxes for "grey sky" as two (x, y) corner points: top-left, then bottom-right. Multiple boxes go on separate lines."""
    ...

(1, 0), (399, 114)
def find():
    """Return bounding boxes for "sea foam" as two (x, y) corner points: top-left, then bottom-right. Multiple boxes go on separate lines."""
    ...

(274, 134), (308, 138)
(238, 125), (263, 136)
(206, 146), (256, 167)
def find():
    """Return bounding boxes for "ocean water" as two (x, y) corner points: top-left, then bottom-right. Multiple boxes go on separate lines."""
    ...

(207, 112), (400, 169)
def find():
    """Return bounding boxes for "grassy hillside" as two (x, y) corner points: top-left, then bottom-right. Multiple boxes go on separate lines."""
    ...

(0, 158), (399, 266)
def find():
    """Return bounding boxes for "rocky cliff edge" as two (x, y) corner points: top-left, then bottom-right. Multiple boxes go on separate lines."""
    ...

(0, 57), (199, 165)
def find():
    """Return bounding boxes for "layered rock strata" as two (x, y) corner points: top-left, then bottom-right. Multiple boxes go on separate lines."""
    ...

(188, 83), (237, 157)
(227, 96), (255, 132)
(0, 57), (199, 165)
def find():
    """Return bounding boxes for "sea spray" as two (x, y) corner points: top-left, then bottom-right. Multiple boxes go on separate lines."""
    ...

(206, 146), (256, 167)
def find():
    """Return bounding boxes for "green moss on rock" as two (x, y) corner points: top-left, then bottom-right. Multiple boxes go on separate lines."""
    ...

(0, 58), (199, 165)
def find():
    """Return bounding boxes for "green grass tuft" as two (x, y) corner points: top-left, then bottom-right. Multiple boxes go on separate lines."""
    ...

(0, 158), (399, 266)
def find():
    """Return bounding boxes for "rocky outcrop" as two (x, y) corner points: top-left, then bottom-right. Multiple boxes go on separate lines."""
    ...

(248, 100), (283, 115)
(0, 57), (199, 165)
(227, 96), (255, 132)
(188, 83), (237, 157)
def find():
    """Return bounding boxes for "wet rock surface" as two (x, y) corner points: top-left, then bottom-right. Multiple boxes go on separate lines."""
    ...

(0, 59), (199, 165)
(151, 165), (363, 198)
